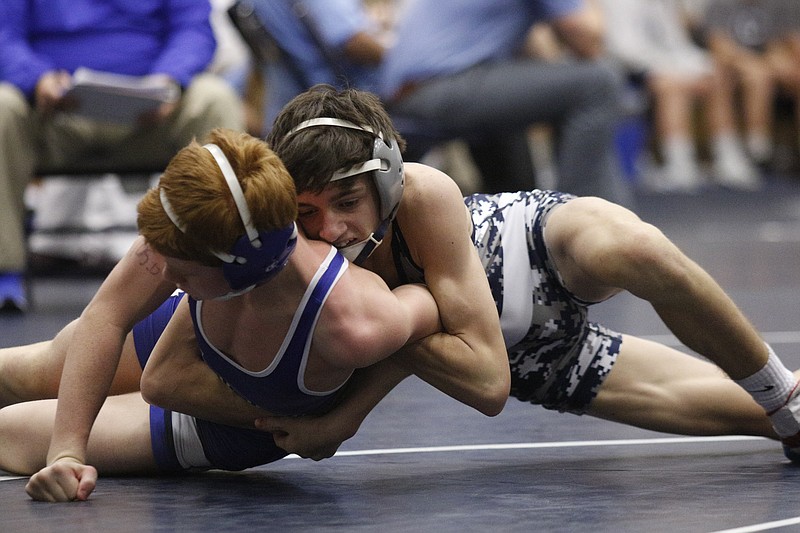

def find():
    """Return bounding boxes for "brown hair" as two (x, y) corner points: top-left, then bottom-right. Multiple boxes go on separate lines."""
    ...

(138, 128), (297, 265)
(267, 84), (405, 194)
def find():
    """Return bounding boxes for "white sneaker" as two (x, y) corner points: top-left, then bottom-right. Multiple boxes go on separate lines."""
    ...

(644, 158), (703, 193)
(711, 134), (764, 190)
(713, 154), (763, 191)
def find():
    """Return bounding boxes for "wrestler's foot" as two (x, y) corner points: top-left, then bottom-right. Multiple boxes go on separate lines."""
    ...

(769, 382), (800, 463)
(783, 433), (800, 464)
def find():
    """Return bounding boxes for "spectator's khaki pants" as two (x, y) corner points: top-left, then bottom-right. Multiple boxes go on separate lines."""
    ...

(0, 73), (244, 271)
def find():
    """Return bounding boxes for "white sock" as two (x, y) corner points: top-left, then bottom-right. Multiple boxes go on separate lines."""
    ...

(712, 132), (749, 166)
(735, 345), (796, 413)
(735, 345), (799, 438)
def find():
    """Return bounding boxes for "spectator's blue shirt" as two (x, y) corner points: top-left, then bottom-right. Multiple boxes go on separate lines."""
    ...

(0, 0), (215, 98)
(252, 0), (379, 129)
(380, 0), (582, 99)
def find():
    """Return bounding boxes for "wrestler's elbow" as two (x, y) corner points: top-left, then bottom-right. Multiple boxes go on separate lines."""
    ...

(478, 369), (511, 417)
(139, 366), (175, 409)
(469, 353), (511, 417)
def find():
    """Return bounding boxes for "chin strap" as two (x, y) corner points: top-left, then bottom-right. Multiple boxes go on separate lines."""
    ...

(338, 217), (391, 264)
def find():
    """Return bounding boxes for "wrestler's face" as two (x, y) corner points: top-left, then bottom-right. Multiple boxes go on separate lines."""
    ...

(296, 175), (381, 249)
(160, 255), (231, 300)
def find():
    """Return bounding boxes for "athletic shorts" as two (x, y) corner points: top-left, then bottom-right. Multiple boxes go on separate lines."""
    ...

(466, 190), (623, 414)
(133, 293), (288, 472)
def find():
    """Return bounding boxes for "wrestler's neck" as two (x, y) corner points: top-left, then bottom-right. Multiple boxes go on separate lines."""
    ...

(248, 236), (336, 299)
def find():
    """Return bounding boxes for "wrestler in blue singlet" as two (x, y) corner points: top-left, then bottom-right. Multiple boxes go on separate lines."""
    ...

(391, 189), (622, 414)
(133, 247), (348, 471)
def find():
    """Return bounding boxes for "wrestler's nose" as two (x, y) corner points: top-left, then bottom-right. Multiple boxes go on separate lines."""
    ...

(318, 212), (347, 245)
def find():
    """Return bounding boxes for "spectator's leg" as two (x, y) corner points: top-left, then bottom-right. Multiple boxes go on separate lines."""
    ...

(105, 73), (246, 169)
(0, 84), (38, 309)
(167, 73), (246, 148)
(389, 59), (629, 204)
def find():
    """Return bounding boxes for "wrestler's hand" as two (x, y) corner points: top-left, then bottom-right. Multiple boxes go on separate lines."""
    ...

(25, 458), (98, 502)
(255, 415), (347, 461)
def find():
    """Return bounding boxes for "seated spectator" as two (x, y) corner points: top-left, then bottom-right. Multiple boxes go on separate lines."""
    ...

(696, 0), (800, 171)
(0, 0), (244, 311)
(377, 0), (629, 203)
(245, 0), (387, 134)
(247, 0), (628, 203)
(598, 0), (760, 193)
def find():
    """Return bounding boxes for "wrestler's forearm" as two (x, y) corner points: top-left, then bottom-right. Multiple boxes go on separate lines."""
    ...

(332, 358), (411, 436)
(395, 333), (509, 416)
(254, 357), (411, 453)
(140, 356), (272, 427)
(48, 327), (127, 466)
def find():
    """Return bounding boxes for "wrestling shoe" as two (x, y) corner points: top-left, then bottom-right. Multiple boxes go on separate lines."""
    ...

(783, 433), (800, 464)
(768, 382), (800, 463)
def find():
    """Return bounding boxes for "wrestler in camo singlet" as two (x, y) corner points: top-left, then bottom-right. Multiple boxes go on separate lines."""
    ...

(391, 189), (622, 414)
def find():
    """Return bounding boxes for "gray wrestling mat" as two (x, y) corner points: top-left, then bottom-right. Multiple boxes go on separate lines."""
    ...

(3, 180), (800, 532)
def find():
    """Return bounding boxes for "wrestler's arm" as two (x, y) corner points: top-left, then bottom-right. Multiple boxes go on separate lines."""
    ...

(255, 266), (442, 459)
(314, 271), (443, 369)
(264, 358), (410, 460)
(27, 237), (177, 502)
(140, 324), (400, 440)
(269, 166), (510, 423)
(386, 164), (510, 415)
(139, 297), (278, 427)
(140, 258), (441, 430)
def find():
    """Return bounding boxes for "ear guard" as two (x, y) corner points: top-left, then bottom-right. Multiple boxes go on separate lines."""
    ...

(372, 135), (404, 222)
(222, 223), (297, 291)
(330, 134), (404, 222)
(159, 143), (298, 295)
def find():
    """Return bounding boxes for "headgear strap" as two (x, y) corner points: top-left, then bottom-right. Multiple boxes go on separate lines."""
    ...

(203, 143), (262, 263)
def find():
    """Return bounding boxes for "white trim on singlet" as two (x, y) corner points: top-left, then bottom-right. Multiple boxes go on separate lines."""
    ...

(171, 412), (212, 470)
(193, 247), (340, 377)
(498, 201), (534, 348)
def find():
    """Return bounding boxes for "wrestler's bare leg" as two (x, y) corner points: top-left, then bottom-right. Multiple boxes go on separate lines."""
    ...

(0, 319), (142, 408)
(587, 335), (776, 438)
(0, 392), (155, 475)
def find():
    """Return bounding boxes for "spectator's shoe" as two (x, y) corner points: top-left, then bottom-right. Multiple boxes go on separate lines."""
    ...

(0, 272), (28, 312)
(644, 159), (703, 194)
(713, 155), (763, 191)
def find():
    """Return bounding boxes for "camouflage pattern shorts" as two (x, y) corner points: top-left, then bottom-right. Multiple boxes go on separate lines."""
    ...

(465, 190), (622, 414)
